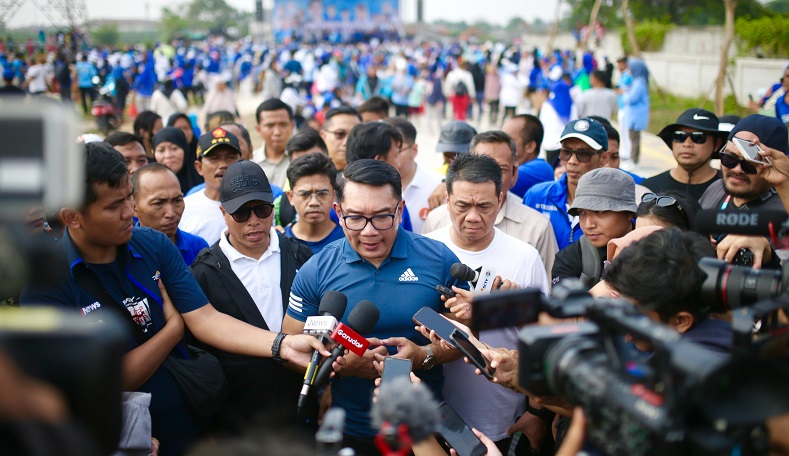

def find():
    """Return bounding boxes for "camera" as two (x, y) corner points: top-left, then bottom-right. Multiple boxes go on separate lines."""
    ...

(698, 257), (788, 311)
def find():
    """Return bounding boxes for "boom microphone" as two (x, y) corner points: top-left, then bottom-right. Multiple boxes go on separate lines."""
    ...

(372, 377), (440, 454)
(695, 210), (788, 236)
(298, 291), (347, 414)
(312, 300), (381, 390)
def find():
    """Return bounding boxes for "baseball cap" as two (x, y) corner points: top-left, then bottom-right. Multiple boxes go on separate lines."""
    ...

(220, 161), (274, 214)
(568, 168), (637, 216)
(196, 127), (242, 159)
(436, 121), (477, 153)
(657, 108), (728, 149)
(728, 114), (788, 153)
(559, 118), (609, 151)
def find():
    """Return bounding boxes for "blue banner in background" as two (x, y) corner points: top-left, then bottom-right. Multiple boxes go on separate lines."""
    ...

(272, 0), (401, 43)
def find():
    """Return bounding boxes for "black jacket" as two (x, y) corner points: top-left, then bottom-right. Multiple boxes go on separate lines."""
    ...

(190, 232), (315, 432)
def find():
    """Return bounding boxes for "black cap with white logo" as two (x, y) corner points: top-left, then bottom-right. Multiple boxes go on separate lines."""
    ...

(220, 161), (274, 214)
(658, 108), (729, 150)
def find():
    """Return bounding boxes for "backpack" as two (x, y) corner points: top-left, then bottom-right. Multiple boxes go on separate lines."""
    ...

(579, 235), (603, 285)
(455, 80), (469, 97)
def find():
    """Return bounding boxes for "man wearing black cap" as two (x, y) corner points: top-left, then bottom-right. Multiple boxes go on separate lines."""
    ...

(641, 108), (728, 201)
(699, 114), (789, 268)
(179, 127), (243, 245)
(191, 160), (315, 433)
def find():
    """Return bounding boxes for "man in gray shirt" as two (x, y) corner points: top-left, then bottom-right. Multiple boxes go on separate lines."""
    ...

(576, 70), (618, 121)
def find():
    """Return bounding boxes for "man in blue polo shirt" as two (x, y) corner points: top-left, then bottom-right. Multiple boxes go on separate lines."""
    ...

(523, 118), (612, 250)
(282, 159), (466, 455)
(20, 142), (333, 456)
(132, 163), (208, 265)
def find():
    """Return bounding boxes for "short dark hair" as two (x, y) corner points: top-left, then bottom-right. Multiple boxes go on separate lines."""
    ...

(336, 159), (402, 203)
(591, 69), (607, 83)
(131, 162), (176, 200)
(324, 105), (362, 128)
(470, 130), (517, 163)
(636, 191), (703, 234)
(84, 142), (130, 208)
(345, 122), (403, 163)
(105, 131), (144, 149)
(603, 228), (716, 322)
(357, 96), (389, 117)
(446, 153), (502, 196)
(256, 98), (294, 123)
(509, 114), (544, 151)
(286, 151), (337, 188)
(383, 117), (417, 144)
(205, 111), (235, 131)
(286, 128), (328, 157)
(220, 121), (252, 149)
(133, 111), (161, 138)
(587, 116), (620, 143)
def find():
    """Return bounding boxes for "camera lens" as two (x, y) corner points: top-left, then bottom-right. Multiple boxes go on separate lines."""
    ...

(699, 258), (782, 311)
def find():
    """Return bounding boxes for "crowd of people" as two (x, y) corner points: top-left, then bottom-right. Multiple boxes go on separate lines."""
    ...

(3, 32), (789, 456)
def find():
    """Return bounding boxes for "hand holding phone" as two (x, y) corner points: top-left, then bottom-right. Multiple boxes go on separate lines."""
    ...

(412, 307), (468, 347)
(435, 402), (487, 456)
(435, 284), (457, 298)
(450, 329), (495, 380)
(733, 137), (770, 165)
(381, 357), (412, 386)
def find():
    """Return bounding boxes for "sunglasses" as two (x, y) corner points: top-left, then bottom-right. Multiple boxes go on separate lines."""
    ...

(719, 152), (759, 175)
(323, 129), (348, 141)
(641, 193), (688, 224)
(559, 148), (599, 163)
(673, 131), (708, 144)
(230, 204), (274, 223)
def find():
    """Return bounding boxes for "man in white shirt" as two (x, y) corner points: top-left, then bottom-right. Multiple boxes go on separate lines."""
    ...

(179, 127), (243, 245)
(384, 117), (444, 235)
(252, 98), (295, 188)
(425, 153), (549, 452)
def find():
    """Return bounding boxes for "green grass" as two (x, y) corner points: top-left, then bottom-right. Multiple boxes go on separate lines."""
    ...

(647, 88), (750, 134)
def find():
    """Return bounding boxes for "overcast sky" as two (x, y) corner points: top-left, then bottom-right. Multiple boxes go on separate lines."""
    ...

(7, 0), (562, 28)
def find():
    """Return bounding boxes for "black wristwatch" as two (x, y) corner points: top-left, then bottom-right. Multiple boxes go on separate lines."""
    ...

(272, 332), (288, 364)
(421, 346), (435, 370)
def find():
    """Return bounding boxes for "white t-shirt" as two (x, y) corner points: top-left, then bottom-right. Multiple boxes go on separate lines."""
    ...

(26, 64), (49, 93)
(218, 228), (283, 332)
(426, 226), (549, 441)
(179, 190), (227, 245)
(403, 163), (444, 236)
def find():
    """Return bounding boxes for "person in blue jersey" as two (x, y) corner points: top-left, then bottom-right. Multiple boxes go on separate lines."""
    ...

(282, 160), (467, 456)
(283, 152), (344, 254)
(502, 114), (555, 198)
(132, 163), (208, 266)
(20, 142), (332, 456)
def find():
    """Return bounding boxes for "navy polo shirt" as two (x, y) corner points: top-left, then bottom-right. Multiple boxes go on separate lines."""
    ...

(175, 228), (209, 266)
(20, 226), (209, 455)
(283, 223), (345, 255)
(287, 227), (466, 437)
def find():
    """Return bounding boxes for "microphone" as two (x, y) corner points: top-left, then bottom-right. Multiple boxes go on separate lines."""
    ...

(694, 210), (789, 236)
(372, 377), (439, 454)
(312, 300), (381, 390)
(450, 262), (498, 293)
(298, 290), (347, 414)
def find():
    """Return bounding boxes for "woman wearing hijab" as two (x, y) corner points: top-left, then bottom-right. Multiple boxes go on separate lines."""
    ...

(152, 127), (203, 194)
(167, 112), (198, 158)
(150, 79), (188, 122)
(621, 59), (650, 164)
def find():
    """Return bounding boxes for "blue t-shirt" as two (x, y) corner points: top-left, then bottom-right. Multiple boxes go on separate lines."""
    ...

(176, 228), (209, 265)
(511, 158), (556, 199)
(20, 226), (209, 455)
(287, 228), (466, 437)
(283, 223), (345, 255)
(186, 182), (284, 199)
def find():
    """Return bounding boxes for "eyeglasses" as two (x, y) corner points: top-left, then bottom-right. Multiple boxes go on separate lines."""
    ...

(398, 144), (413, 154)
(559, 148), (599, 163)
(673, 131), (708, 144)
(719, 152), (758, 175)
(230, 203), (274, 223)
(339, 205), (399, 231)
(323, 129), (348, 141)
(295, 190), (331, 202)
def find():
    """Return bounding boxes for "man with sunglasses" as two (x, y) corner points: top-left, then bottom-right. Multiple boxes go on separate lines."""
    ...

(523, 118), (613, 250)
(319, 105), (362, 172)
(699, 114), (788, 268)
(190, 160), (316, 433)
(283, 159), (466, 455)
(642, 108), (728, 201)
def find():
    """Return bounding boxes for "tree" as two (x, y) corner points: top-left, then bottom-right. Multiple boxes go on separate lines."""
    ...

(715, 0), (736, 116)
(92, 22), (119, 47)
(160, 0), (250, 40)
(506, 17), (528, 33)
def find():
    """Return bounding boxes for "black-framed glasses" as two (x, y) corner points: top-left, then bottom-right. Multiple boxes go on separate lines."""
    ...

(673, 131), (708, 144)
(295, 190), (331, 202)
(230, 203), (274, 223)
(323, 129), (348, 141)
(719, 152), (758, 175)
(559, 148), (599, 163)
(339, 205), (399, 231)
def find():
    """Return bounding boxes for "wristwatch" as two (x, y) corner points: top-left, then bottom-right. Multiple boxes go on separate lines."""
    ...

(272, 332), (287, 364)
(422, 346), (435, 370)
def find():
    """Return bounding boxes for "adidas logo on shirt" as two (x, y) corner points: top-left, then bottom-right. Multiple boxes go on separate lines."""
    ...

(399, 268), (419, 282)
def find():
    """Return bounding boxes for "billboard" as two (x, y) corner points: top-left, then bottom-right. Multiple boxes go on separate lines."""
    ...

(272, 0), (401, 43)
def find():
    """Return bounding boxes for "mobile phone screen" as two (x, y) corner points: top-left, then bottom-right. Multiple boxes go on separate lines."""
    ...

(450, 330), (494, 379)
(471, 288), (543, 332)
(381, 358), (412, 386)
(435, 402), (487, 456)
(733, 137), (769, 164)
(412, 307), (468, 346)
